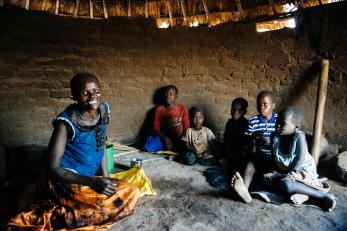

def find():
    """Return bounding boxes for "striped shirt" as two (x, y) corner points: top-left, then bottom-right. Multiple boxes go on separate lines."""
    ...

(245, 113), (277, 158)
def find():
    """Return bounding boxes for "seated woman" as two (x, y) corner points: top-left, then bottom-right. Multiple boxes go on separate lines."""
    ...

(6, 73), (140, 230)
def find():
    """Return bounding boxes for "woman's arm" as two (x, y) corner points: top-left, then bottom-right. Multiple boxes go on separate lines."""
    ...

(49, 121), (116, 196)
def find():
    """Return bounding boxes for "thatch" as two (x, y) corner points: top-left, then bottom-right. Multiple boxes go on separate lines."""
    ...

(5, 0), (344, 26)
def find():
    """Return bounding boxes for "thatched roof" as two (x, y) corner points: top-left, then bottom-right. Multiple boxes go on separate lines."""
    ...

(4, 0), (343, 27)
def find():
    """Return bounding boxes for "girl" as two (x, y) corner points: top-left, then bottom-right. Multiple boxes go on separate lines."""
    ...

(7, 73), (140, 230)
(269, 106), (336, 212)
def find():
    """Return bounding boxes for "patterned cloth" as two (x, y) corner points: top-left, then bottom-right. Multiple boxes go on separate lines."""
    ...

(182, 126), (216, 155)
(6, 175), (140, 230)
(245, 113), (277, 158)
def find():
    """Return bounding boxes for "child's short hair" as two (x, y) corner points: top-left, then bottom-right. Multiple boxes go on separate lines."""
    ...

(189, 106), (203, 119)
(257, 91), (275, 103)
(70, 72), (100, 98)
(166, 85), (178, 95)
(232, 97), (248, 111)
(279, 106), (304, 128)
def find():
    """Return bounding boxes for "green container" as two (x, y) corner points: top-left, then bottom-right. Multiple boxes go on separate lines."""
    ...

(106, 143), (115, 174)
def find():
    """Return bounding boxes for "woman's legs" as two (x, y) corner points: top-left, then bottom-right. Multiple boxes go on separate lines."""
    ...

(278, 179), (336, 211)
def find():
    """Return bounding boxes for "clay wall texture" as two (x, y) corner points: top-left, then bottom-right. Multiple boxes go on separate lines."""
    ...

(0, 3), (346, 149)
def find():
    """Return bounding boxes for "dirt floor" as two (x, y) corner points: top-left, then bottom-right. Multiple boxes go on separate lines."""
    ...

(111, 152), (347, 231)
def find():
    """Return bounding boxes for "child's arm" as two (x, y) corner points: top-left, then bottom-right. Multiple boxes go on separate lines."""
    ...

(49, 122), (116, 196)
(101, 150), (109, 177)
(289, 133), (309, 171)
(185, 142), (198, 156)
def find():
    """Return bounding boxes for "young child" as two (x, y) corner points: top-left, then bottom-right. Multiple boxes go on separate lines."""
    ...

(153, 85), (190, 151)
(231, 91), (277, 203)
(268, 107), (336, 211)
(223, 97), (249, 172)
(182, 107), (217, 166)
(7, 73), (140, 230)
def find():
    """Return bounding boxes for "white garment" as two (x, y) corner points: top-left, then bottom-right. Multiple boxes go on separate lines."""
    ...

(182, 126), (215, 154)
(272, 131), (318, 179)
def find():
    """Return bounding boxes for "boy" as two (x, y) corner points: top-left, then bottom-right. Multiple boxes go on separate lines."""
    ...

(231, 91), (277, 203)
(182, 107), (217, 166)
(223, 97), (249, 172)
(153, 85), (190, 151)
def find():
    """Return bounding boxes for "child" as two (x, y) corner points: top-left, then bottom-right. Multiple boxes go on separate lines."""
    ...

(223, 97), (249, 172)
(153, 85), (190, 151)
(268, 107), (336, 211)
(182, 107), (217, 166)
(231, 91), (277, 203)
(7, 73), (140, 230)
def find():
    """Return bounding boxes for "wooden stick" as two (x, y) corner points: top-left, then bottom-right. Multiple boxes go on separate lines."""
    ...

(311, 59), (329, 164)
(74, 0), (80, 17)
(145, 0), (148, 18)
(180, 0), (187, 26)
(25, 0), (30, 10)
(167, 0), (174, 27)
(89, 0), (93, 19)
(103, 0), (108, 19)
(128, 0), (131, 17)
(55, 0), (59, 15)
(201, 0), (210, 26)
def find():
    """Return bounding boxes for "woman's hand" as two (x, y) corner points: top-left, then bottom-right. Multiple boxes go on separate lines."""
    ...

(91, 178), (117, 196)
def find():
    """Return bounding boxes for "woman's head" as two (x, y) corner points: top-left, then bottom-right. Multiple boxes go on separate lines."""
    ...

(276, 107), (304, 135)
(70, 72), (102, 110)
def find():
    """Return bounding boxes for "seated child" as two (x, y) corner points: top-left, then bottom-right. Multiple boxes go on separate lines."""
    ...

(6, 73), (140, 230)
(266, 107), (336, 211)
(223, 97), (249, 172)
(231, 91), (277, 203)
(182, 107), (217, 166)
(153, 85), (190, 151)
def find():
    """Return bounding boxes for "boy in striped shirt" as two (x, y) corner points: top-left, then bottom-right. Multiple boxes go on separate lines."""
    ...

(230, 91), (277, 203)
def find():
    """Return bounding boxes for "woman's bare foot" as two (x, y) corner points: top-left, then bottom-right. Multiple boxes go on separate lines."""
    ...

(231, 172), (252, 203)
(322, 194), (337, 212)
(290, 193), (309, 206)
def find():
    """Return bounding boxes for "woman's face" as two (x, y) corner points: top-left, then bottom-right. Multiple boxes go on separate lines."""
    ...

(76, 79), (102, 111)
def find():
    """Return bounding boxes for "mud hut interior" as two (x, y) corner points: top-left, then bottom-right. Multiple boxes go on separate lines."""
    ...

(0, 0), (347, 230)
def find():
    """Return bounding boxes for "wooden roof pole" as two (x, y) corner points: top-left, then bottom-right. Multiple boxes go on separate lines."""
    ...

(89, 0), (93, 19)
(167, 1), (174, 27)
(201, 0), (210, 26)
(103, 0), (108, 19)
(55, 0), (59, 15)
(25, 0), (30, 10)
(145, 0), (148, 18)
(235, 0), (243, 20)
(180, 0), (188, 26)
(74, 0), (80, 17)
(128, 0), (131, 17)
(312, 60), (330, 165)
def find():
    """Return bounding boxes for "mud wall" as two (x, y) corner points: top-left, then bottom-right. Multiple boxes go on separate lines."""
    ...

(0, 3), (346, 149)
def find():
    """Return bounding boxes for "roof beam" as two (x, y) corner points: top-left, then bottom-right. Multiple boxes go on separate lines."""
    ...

(103, 0), (108, 19)
(74, 0), (80, 17)
(55, 0), (59, 15)
(235, 0), (243, 20)
(128, 0), (131, 17)
(180, 0), (188, 26)
(89, 0), (93, 19)
(201, 0), (210, 26)
(166, 1), (174, 27)
(145, 0), (148, 18)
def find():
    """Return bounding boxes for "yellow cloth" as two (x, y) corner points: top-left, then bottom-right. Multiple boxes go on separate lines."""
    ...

(110, 166), (156, 197)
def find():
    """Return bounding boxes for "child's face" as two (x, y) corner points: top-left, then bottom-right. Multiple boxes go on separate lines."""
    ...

(165, 89), (177, 106)
(231, 104), (246, 120)
(76, 79), (102, 111)
(192, 112), (204, 129)
(257, 96), (275, 119)
(276, 113), (296, 135)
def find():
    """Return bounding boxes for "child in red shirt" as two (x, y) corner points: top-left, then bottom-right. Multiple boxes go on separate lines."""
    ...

(153, 85), (190, 151)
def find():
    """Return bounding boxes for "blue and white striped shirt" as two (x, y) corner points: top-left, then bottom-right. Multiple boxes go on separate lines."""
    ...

(245, 113), (277, 158)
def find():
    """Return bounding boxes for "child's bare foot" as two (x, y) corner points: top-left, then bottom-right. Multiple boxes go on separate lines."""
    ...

(230, 172), (252, 203)
(322, 194), (337, 212)
(290, 193), (309, 206)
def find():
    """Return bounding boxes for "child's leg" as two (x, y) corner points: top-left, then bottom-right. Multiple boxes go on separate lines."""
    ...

(243, 162), (256, 189)
(183, 152), (198, 166)
(278, 179), (336, 212)
(230, 172), (252, 203)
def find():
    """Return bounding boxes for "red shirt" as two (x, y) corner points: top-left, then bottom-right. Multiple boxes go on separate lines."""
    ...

(153, 104), (190, 139)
